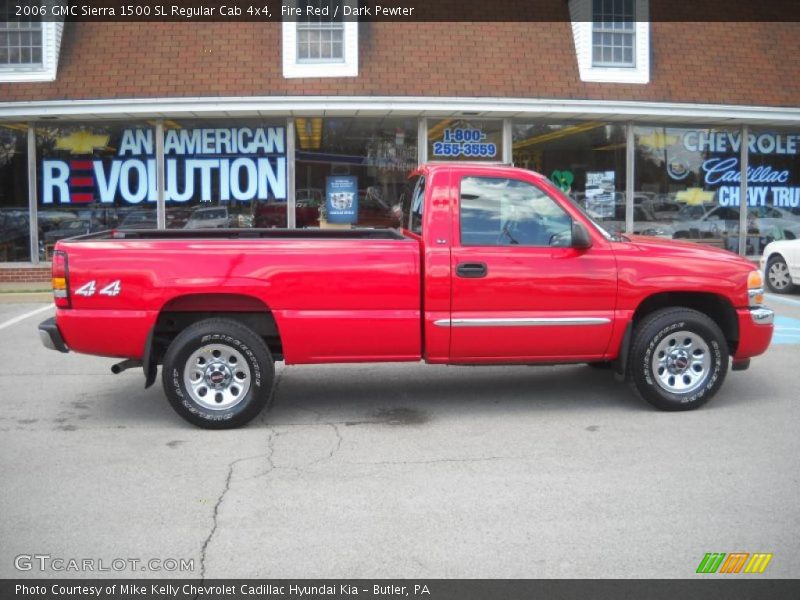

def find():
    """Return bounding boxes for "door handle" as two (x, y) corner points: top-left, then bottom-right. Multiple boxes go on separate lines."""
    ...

(456, 262), (488, 278)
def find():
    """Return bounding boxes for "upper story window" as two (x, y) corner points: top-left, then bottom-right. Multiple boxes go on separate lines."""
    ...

(591, 0), (635, 67)
(0, 9), (62, 83)
(0, 19), (43, 68)
(282, 0), (358, 78)
(569, 0), (649, 84)
(297, 13), (344, 62)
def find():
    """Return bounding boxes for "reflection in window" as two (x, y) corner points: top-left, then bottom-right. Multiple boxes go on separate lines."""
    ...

(0, 124), (29, 262)
(164, 119), (288, 229)
(294, 117), (417, 229)
(460, 177), (572, 247)
(36, 123), (156, 260)
(512, 121), (626, 233)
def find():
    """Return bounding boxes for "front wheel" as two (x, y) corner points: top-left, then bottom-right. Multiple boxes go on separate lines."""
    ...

(765, 255), (795, 294)
(629, 308), (728, 411)
(162, 318), (275, 429)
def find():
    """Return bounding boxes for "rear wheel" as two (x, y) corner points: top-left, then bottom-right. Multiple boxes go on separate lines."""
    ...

(765, 255), (795, 294)
(162, 318), (274, 429)
(629, 308), (728, 411)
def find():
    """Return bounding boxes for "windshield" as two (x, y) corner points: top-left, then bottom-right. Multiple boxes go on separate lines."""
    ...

(552, 189), (615, 241)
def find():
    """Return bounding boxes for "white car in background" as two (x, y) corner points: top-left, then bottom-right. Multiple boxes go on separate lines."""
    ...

(184, 206), (230, 229)
(761, 239), (800, 293)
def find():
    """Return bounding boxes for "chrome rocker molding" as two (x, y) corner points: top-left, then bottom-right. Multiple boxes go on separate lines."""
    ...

(434, 317), (612, 328)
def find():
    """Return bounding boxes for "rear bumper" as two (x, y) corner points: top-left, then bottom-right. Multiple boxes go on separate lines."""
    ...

(38, 317), (69, 353)
(733, 307), (774, 360)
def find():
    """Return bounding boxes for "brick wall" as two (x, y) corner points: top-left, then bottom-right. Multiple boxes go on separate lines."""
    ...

(0, 267), (51, 283)
(0, 20), (798, 107)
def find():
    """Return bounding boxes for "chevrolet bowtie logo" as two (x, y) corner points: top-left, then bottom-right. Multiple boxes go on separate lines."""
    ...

(55, 131), (111, 155)
(676, 187), (715, 206)
(638, 130), (679, 150)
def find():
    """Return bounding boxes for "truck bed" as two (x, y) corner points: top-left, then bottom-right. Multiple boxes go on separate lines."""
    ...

(53, 227), (422, 364)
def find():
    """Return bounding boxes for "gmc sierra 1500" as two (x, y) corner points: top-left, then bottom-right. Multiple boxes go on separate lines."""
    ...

(39, 164), (774, 428)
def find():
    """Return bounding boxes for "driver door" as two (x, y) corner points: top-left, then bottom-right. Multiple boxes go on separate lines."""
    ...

(449, 175), (617, 361)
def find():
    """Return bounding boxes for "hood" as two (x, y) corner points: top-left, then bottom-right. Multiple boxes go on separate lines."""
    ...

(624, 234), (753, 265)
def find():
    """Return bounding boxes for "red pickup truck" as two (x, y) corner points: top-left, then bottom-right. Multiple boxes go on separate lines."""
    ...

(39, 164), (774, 428)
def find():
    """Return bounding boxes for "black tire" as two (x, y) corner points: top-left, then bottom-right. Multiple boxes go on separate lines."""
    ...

(162, 318), (275, 429)
(765, 255), (796, 294)
(629, 308), (728, 411)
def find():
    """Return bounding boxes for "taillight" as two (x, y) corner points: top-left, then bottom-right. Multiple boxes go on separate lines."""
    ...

(52, 250), (70, 308)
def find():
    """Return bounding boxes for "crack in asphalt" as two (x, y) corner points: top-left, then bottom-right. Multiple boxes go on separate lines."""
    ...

(198, 451), (267, 582)
(302, 423), (344, 468)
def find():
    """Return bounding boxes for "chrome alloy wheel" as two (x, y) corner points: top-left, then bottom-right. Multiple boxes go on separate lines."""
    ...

(651, 331), (711, 394)
(183, 344), (251, 410)
(768, 260), (792, 291)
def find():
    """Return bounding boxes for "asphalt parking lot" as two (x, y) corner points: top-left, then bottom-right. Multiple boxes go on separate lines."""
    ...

(1, 294), (799, 579)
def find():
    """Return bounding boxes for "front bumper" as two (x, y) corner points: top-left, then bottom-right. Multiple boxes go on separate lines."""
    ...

(733, 307), (774, 360)
(38, 317), (69, 353)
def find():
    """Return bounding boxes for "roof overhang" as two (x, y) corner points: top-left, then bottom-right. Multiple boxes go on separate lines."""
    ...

(0, 96), (798, 126)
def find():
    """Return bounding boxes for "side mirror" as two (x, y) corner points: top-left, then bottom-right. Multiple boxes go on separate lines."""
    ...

(572, 221), (593, 249)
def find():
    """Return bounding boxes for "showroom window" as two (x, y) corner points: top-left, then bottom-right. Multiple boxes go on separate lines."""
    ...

(36, 122), (156, 260)
(740, 127), (800, 254)
(632, 126), (753, 252)
(427, 119), (503, 163)
(162, 119), (288, 229)
(512, 121), (627, 234)
(294, 117), (417, 228)
(0, 124), (29, 262)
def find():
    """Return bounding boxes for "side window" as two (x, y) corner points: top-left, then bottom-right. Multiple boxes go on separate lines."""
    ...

(459, 177), (573, 247)
(409, 176), (425, 234)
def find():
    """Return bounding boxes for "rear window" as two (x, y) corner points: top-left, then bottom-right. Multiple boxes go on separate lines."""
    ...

(408, 176), (425, 234)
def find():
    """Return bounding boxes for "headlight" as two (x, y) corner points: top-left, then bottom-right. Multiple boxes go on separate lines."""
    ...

(748, 270), (764, 306)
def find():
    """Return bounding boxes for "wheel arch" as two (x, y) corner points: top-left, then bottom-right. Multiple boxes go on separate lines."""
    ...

(631, 291), (739, 355)
(143, 293), (284, 388)
(765, 250), (787, 266)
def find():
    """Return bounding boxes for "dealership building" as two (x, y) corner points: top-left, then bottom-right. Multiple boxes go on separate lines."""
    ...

(1, 1), (799, 282)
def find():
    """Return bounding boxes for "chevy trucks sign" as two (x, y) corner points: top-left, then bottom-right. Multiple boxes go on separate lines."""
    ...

(40, 127), (287, 205)
(639, 128), (800, 209)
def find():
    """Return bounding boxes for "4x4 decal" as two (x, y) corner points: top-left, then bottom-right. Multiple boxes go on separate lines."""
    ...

(74, 280), (122, 297)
